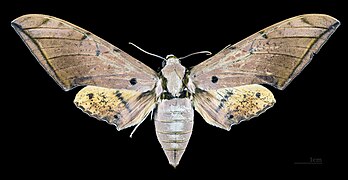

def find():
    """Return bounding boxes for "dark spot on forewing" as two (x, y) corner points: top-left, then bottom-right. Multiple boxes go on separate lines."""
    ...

(130, 78), (137, 85)
(211, 76), (218, 83)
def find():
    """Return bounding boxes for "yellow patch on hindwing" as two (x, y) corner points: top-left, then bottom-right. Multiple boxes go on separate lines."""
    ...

(74, 86), (155, 130)
(217, 84), (276, 124)
(194, 84), (276, 130)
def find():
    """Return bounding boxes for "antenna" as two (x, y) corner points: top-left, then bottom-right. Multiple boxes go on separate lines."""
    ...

(129, 42), (165, 60)
(179, 51), (212, 60)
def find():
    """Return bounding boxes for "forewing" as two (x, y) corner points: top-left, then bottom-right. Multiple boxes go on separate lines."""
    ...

(190, 14), (340, 90)
(74, 86), (156, 130)
(193, 84), (275, 130)
(12, 14), (157, 92)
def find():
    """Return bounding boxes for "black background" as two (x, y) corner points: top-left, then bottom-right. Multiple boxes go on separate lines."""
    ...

(2, 0), (345, 177)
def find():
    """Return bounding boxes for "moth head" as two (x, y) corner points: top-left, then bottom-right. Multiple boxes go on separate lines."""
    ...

(165, 54), (180, 65)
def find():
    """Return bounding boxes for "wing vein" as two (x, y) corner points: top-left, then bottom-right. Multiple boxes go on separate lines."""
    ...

(33, 37), (84, 41)
(22, 27), (72, 30)
(47, 53), (96, 60)
(252, 52), (302, 59)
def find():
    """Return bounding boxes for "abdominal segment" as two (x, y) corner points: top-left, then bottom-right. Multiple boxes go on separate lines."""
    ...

(154, 98), (194, 167)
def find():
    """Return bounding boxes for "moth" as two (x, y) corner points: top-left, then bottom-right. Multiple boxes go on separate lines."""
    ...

(12, 14), (339, 167)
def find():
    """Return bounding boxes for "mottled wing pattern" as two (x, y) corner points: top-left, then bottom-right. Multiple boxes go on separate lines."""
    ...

(74, 86), (156, 130)
(193, 85), (275, 130)
(190, 14), (340, 91)
(11, 14), (157, 92)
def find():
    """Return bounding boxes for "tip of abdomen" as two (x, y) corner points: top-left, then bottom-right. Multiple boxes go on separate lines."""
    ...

(165, 149), (185, 168)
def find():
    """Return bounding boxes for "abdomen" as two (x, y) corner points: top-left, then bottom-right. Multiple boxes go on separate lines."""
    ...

(154, 98), (194, 167)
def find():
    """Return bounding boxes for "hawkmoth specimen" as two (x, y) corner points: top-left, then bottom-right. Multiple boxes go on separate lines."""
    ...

(12, 14), (339, 167)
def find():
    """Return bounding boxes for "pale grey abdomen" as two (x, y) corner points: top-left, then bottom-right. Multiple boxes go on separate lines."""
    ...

(154, 98), (194, 167)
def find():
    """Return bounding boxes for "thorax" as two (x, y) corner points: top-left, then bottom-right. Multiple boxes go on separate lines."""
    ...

(160, 56), (186, 97)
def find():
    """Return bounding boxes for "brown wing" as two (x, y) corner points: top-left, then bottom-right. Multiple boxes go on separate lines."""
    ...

(193, 85), (275, 130)
(190, 14), (340, 91)
(12, 14), (158, 92)
(74, 86), (156, 130)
